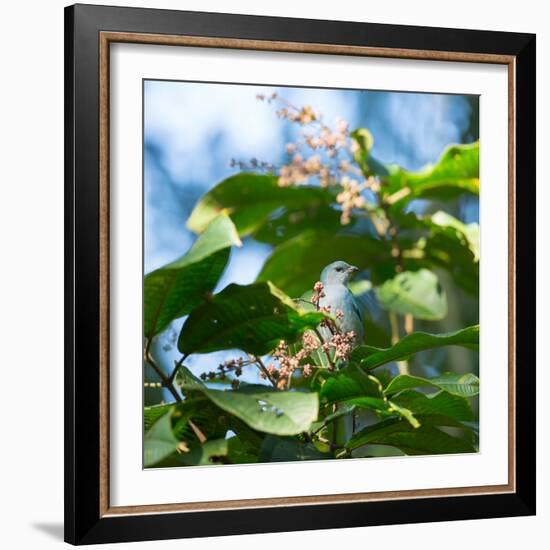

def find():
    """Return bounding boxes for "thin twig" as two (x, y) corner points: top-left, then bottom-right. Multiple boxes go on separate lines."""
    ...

(144, 338), (181, 403)
(404, 313), (414, 335)
(388, 312), (409, 375)
(389, 311), (400, 346)
(144, 339), (207, 443)
(252, 355), (277, 388)
(169, 353), (188, 385)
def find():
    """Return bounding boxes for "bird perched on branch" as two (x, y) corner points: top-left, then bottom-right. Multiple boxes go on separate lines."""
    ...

(318, 260), (365, 346)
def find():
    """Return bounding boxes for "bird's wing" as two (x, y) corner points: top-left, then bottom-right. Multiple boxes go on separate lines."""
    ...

(351, 294), (365, 324)
(353, 289), (384, 323)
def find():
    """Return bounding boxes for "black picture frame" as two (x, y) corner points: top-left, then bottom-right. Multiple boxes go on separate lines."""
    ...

(65, 3), (536, 545)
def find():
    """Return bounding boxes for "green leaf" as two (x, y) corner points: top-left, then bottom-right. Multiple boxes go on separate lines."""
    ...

(171, 397), (229, 442)
(176, 368), (319, 436)
(347, 417), (475, 454)
(430, 211), (480, 262)
(374, 269), (447, 320)
(254, 205), (341, 246)
(352, 325), (479, 371)
(384, 372), (480, 397)
(396, 210), (480, 294)
(259, 435), (330, 462)
(350, 128), (389, 178)
(180, 439), (229, 466)
(144, 411), (179, 467)
(187, 173), (332, 236)
(387, 402), (421, 429)
(257, 230), (389, 297)
(177, 281), (327, 356)
(144, 403), (174, 432)
(384, 142), (479, 207)
(391, 390), (473, 422)
(226, 435), (260, 464)
(156, 439), (230, 467)
(144, 214), (241, 337)
(319, 364), (386, 409)
(208, 388), (318, 436)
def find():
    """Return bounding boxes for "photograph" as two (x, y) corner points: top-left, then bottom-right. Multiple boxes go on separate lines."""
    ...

(142, 80), (481, 468)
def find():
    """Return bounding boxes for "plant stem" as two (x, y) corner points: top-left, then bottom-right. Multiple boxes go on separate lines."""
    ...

(404, 313), (414, 335)
(388, 312), (409, 375)
(313, 327), (336, 371)
(144, 339), (207, 443)
(169, 353), (187, 385)
(389, 311), (400, 345)
(144, 338), (181, 403)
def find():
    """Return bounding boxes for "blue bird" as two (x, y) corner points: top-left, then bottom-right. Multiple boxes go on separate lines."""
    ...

(316, 261), (366, 448)
(318, 260), (364, 345)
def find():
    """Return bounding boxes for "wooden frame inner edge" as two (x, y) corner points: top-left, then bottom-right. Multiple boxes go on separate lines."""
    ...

(98, 31), (516, 517)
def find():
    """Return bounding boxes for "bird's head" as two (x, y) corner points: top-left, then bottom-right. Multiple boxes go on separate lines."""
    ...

(320, 261), (359, 286)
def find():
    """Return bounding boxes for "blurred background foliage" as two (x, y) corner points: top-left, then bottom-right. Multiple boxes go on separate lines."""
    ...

(142, 81), (480, 465)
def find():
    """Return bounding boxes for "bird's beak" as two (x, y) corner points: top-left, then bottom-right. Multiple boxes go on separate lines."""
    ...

(348, 265), (359, 274)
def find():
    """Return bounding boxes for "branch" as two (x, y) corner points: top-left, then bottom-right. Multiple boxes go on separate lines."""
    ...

(144, 338), (181, 403)
(144, 339), (207, 443)
(388, 312), (409, 375)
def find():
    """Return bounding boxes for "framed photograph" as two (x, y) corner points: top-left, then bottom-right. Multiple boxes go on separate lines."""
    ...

(65, 4), (536, 545)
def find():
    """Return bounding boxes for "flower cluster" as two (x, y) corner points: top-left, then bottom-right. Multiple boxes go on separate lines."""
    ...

(277, 104), (318, 125)
(269, 339), (315, 389)
(336, 176), (368, 225)
(254, 94), (382, 225)
(326, 331), (356, 359)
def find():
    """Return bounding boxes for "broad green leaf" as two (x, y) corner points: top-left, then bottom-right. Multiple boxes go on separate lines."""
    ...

(384, 372), (480, 397)
(374, 269), (447, 320)
(257, 230), (390, 297)
(352, 325), (479, 371)
(347, 417), (475, 454)
(384, 142), (479, 207)
(254, 205), (342, 246)
(177, 281), (327, 356)
(144, 214), (241, 337)
(187, 173), (332, 236)
(260, 435), (330, 462)
(144, 411), (179, 467)
(202, 388), (319, 436)
(177, 368), (319, 436)
(391, 390), (473, 422)
(429, 373), (480, 397)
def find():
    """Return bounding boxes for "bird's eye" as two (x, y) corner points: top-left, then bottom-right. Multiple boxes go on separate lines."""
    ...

(336, 267), (343, 272)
